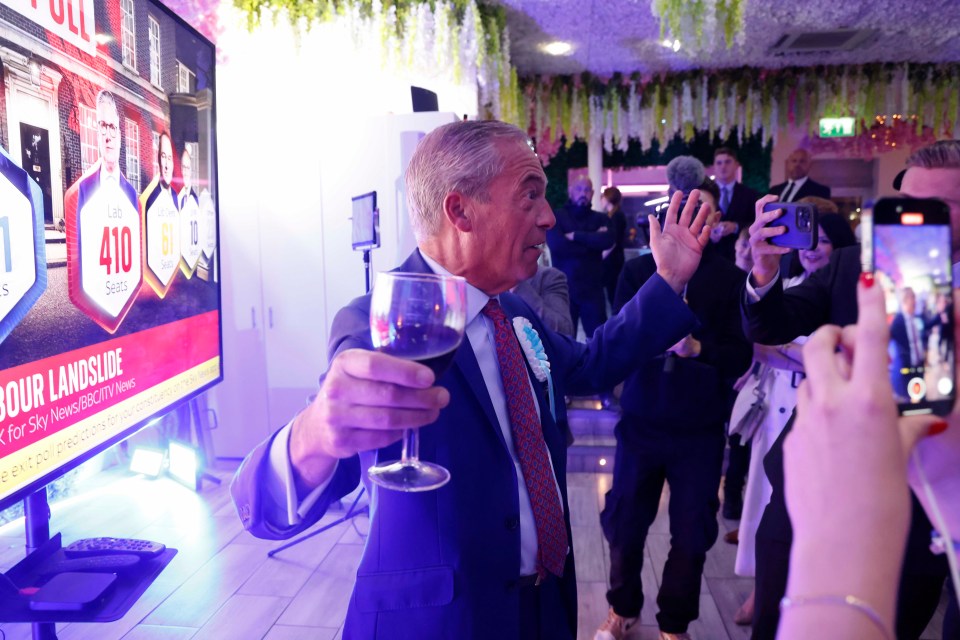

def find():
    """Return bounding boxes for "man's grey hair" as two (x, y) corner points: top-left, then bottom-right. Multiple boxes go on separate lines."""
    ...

(405, 120), (531, 240)
(907, 140), (960, 170)
(666, 155), (706, 196)
(96, 89), (117, 113)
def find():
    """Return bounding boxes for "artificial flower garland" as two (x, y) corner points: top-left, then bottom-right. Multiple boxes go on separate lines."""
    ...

(651, 0), (746, 51)
(234, 0), (524, 125)
(523, 63), (960, 161)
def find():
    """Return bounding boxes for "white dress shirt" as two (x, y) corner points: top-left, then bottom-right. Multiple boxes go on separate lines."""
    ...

(265, 253), (565, 576)
(780, 176), (808, 202)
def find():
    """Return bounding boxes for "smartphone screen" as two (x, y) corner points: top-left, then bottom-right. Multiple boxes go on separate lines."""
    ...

(873, 198), (955, 415)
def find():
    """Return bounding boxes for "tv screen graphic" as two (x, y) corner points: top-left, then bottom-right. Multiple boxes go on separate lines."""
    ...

(0, 0), (222, 510)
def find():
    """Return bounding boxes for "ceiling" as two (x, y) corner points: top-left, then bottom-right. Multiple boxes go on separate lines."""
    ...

(497, 0), (960, 76)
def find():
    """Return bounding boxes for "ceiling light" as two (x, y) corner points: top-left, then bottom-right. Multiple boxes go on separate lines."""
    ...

(672, 39), (681, 52)
(930, 248), (940, 258)
(542, 41), (572, 56)
(662, 39), (673, 48)
(644, 195), (670, 206)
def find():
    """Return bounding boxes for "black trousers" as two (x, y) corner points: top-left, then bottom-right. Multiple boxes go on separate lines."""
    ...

(601, 419), (725, 633)
(570, 291), (607, 339)
(724, 432), (752, 502)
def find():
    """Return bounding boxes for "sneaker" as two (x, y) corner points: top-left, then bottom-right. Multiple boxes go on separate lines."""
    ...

(594, 607), (638, 640)
(659, 632), (692, 640)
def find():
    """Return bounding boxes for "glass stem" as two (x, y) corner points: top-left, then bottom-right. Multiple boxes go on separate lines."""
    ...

(400, 428), (419, 464)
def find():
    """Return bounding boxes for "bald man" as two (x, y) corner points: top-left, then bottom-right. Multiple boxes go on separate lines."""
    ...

(768, 149), (831, 202)
(546, 176), (614, 338)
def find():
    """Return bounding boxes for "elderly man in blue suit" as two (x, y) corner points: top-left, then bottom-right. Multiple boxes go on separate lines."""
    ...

(231, 120), (713, 639)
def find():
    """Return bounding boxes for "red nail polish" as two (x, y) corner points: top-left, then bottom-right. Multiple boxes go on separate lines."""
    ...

(928, 420), (949, 437)
(860, 272), (875, 288)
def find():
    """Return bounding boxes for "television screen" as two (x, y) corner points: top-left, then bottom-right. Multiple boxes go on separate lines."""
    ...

(0, 0), (222, 510)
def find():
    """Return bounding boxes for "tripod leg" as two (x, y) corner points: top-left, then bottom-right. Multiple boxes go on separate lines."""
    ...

(268, 487), (367, 558)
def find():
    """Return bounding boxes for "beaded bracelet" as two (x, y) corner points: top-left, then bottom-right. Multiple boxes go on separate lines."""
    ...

(780, 594), (893, 640)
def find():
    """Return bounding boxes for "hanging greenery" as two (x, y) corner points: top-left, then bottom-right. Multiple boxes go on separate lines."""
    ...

(233, 0), (522, 126)
(523, 62), (960, 161)
(651, 0), (746, 50)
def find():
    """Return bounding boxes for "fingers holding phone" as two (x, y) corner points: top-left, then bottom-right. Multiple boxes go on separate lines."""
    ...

(748, 194), (792, 287)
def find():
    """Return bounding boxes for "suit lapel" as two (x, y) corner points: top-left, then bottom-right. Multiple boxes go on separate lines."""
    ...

(450, 337), (508, 450)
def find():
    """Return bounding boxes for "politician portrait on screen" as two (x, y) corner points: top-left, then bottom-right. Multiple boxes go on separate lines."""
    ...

(63, 89), (143, 335)
(140, 131), (181, 298)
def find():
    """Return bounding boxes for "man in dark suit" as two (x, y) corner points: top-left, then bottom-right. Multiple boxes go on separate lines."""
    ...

(231, 120), (714, 640)
(710, 147), (759, 523)
(889, 287), (926, 400)
(595, 241), (752, 640)
(768, 148), (831, 202)
(64, 89), (143, 333)
(547, 176), (614, 338)
(512, 265), (575, 336)
(741, 140), (960, 640)
(710, 147), (760, 263)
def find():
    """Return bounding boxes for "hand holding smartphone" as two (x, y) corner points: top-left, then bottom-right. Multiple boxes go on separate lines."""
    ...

(867, 197), (956, 416)
(762, 201), (819, 250)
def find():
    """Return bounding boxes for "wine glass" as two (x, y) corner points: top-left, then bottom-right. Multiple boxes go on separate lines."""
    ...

(367, 272), (467, 491)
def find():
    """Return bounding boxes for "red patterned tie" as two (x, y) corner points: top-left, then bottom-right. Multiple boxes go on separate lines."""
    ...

(482, 299), (568, 579)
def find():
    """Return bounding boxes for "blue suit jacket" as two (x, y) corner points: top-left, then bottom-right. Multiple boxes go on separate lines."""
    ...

(231, 250), (697, 639)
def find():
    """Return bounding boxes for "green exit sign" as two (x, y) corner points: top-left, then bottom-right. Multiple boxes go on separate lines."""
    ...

(819, 117), (856, 138)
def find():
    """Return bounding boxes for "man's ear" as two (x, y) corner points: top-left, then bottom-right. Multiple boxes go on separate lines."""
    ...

(443, 192), (473, 232)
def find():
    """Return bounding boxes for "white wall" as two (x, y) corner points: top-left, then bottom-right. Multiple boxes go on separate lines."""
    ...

(207, 7), (477, 457)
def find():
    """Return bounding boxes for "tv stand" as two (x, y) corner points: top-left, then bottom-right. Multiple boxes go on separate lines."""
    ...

(0, 489), (176, 639)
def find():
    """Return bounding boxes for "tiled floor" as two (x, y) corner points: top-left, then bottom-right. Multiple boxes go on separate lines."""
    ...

(0, 463), (949, 639)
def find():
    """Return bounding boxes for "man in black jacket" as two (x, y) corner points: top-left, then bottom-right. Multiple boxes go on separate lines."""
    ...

(547, 176), (614, 338)
(595, 211), (752, 640)
(742, 140), (960, 640)
(768, 149), (831, 202)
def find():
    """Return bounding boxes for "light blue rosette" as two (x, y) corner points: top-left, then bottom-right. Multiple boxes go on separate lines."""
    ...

(512, 317), (555, 422)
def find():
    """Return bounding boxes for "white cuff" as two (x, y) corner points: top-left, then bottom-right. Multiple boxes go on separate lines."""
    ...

(745, 269), (780, 303)
(266, 421), (336, 526)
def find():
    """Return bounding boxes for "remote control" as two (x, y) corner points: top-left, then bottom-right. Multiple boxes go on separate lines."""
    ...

(40, 555), (141, 575)
(64, 537), (166, 559)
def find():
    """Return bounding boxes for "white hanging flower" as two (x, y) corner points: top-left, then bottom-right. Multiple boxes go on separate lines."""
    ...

(751, 88), (762, 136)
(434, 1), (450, 69)
(459, 0), (479, 82)
(590, 94), (605, 141)
(384, 4), (399, 69)
(571, 88), (582, 138)
(617, 89), (631, 151)
(701, 75), (709, 131)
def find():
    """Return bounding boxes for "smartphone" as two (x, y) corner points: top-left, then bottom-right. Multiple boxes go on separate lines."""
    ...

(869, 197), (955, 416)
(763, 202), (818, 250)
